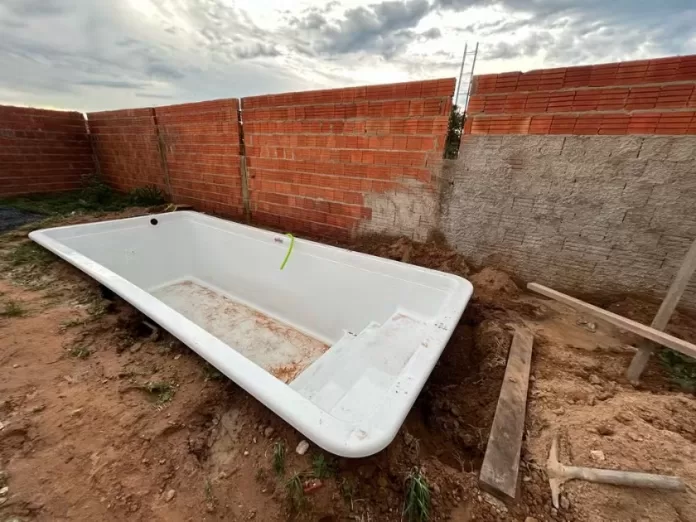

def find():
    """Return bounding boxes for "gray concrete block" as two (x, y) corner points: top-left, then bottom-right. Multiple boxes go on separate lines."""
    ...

(637, 137), (672, 160)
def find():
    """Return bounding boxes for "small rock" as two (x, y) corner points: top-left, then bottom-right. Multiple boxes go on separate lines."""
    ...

(432, 483), (441, 495)
(525, 518), (540, 522)
(481, 492), (508, 513)
(264, 427), (274, 438)
(30, 405), (46, 413)
(529, 375), (536, 382)
(597, 390), (613, 401)
(577, 320), (597, 333)
(450, 405), (460, 416)
(0, 486), (8, 495)
(615, 411), (633, 424)
(243, 450), (249, 456)
(159, 459), (166, 464)
(165, 489), (176, 502)
(0, 421), (4, 430)
(590, 450), (605, 462)
(71, 408), (83, 417)
(523, 476), (531, 482)
(403, 431), (415, 446)
(174, 354), (181, 360)
(560, 495), (570, 510)
(627, 431), (644, 442)
(596, 423), (615, 436)
(588, 374), (601, 385)
(129, 342), (142, 353)
(553, 407), (565, 416)
(296, 440), (309, 455)
(12, 364), (19, 369)
(252, 437), (257, 444)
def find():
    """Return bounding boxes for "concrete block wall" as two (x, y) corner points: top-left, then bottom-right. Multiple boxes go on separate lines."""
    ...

(242, 79), (453, 239)
(444, 54), (696, 310)
(87, 108), (166, 193)
(0, 105), (94, 196)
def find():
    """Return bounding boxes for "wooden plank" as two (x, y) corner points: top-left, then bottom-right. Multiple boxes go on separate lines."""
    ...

(528, 283), (696, 360)
(627, 237), (696, 380)
(479, 327), (534, 500)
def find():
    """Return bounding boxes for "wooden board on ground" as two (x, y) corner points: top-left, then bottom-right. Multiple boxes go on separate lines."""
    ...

(527, 283), (696, 360)
(479, 327), (534, 500)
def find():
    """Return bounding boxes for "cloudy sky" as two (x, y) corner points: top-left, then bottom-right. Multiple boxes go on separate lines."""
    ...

(1, 0), (695, 112)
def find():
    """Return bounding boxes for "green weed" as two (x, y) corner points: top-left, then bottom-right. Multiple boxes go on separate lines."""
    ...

(60, 318), (84, 330)
(285, 472), (306, 512)
(404, 467), (431, 522)
(272, 441), (286, 476)
(340, 478), (355, 511)
(8, 242), (54, 267)
(660, 348), (696, 391)
(0, 175), (166, 216)
(146, 381), (175, 404)
(69, 346), (92, 359)
(203, 362), (224, 381)
(1, 300), (26, 317)
(204, 478), (216, 509)
(128, 185), (166, 206)
(311, 453), (335, 478)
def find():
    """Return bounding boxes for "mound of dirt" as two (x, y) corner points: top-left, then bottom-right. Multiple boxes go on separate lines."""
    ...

(349, 236), (470, 277)
(470, 267), (520, 302)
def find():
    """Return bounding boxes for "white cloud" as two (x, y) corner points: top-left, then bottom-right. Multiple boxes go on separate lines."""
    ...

(0, 0), (694, 111)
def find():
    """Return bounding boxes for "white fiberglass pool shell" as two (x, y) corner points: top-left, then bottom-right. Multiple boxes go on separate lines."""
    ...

(30, 211), (472, 457)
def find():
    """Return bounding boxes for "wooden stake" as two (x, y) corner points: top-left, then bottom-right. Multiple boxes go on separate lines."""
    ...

(479, 327), (534, 500)
(527, 283), (696, 359)
(626, 237), (696, 381)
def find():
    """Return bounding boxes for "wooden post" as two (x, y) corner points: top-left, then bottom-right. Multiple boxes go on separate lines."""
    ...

(626, 237), (696, 382)
(151, 108), (173, 200)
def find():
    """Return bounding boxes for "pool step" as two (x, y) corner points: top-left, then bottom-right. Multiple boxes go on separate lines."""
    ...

(289, 312), (429, 422)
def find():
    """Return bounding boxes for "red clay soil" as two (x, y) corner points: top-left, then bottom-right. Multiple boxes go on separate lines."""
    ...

(1, 214), (696, 521)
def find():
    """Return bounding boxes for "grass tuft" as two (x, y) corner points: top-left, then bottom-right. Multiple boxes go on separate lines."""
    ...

(340, 478), (355, 511)
(285, 472), (306, 512)
(60, 318), (84, 330)
(404, 467), (431, 522)
(146, 381), (175, 404)
(128, 185), (166, 206)
(69, 346), (92, 359)
(272, 441), (286, 476)
(0, 175), (167, 217)
(1, 300), (26, 317)
(311, 452), (335, 478)
(8, 242), (55, 267)
(203, 362), (224, 381)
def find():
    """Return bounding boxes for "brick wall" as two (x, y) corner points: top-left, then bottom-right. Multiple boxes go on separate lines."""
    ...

(242, 79), (454, 239)
(0, 105), (94, 196)
(87, 108), (166, 193)
(87, 99), (244, 218)
(156, 99), (244, 217)
(466, 55), (696, 135)
(443, 54), (696, 311)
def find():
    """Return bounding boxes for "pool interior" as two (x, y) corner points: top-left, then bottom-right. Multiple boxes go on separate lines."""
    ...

(151, 278), (330, 383)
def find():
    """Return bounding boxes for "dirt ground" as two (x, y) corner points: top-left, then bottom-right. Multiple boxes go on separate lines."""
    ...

(1, 209), (696, 522)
